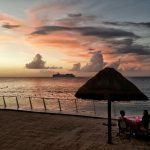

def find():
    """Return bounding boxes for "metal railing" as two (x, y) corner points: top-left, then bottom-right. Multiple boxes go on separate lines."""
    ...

(0, 95), (99, 117)
(0, 95), (150, 118)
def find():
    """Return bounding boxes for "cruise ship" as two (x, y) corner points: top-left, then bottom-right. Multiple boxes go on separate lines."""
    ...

(52, 73), (76, 78)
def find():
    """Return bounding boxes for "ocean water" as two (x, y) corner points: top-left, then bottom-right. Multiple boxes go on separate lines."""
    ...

(0, 77), (150, 118)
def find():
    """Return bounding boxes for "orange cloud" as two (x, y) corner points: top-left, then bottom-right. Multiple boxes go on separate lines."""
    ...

(27, 31), (90, 53)
(0, 12), (22, 26)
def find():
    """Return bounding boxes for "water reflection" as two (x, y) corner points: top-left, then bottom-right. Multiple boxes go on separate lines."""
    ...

(0, 77), (149, 118)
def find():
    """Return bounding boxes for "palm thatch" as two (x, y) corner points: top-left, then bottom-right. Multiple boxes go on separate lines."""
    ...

(75, 67), (148, 101)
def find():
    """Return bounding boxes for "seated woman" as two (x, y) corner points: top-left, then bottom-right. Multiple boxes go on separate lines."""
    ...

(141, 110), (150, 131)
(135, 110), (150, 137)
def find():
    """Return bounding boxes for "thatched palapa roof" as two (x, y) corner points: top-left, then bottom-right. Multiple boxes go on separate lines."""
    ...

(75, 67), (148, 101)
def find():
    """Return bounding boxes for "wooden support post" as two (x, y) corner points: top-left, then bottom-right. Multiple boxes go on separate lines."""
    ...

(108, 99), (112, 144)
(3, 96), (6, 108)
(42, 98), (47, 110)
(74, 99), (78, 112)
(16, 96), (19, 109)
(92, 100), (96, 114)
(29, 97), (33, 110)
(58, 99), (62, 111)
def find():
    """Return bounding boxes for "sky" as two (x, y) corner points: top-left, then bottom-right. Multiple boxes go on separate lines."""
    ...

(0, 0), (150, 77)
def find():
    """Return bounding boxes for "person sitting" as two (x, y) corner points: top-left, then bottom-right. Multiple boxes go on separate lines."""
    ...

(141, 110), (150, 131)
(118, 110), (129, 135)
(119, 110), (126, 119)
(135, 110), (150, 137)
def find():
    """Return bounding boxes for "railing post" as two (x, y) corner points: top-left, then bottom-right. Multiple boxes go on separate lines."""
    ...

(58, 99), (62, 111)
(113, 102), (116, 117)
(74, 99), (78, 112)
(3, 96), (6, 108)
(42, 98), (47, 111)
(16, 96), (19, 109)
(92, 100), (96, 114)
(29, 97), (33, 110)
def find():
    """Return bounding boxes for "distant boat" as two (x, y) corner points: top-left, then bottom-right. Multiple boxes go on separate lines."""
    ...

(52, 73), (76, 78)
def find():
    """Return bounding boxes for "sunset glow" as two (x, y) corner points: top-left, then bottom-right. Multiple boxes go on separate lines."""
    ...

(0, 0), (150, 77)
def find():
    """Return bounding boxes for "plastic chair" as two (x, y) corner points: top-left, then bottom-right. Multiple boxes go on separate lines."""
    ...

(118, 119), (132, 140)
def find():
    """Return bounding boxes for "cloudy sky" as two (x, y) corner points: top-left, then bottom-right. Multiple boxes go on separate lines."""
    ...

(0, 0), (150, 77)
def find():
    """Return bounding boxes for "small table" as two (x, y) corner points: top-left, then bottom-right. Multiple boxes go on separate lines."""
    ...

(125, 116), (142, 131)
(126, 116), (142, 123)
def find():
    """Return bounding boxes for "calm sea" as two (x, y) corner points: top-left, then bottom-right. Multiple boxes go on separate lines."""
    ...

(0, 77), (150, 118)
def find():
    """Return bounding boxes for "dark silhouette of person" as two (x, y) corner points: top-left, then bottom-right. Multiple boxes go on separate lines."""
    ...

(118, 110), (128, 131)
(120, 110), (125, 119)
(141, 110), (150, 130)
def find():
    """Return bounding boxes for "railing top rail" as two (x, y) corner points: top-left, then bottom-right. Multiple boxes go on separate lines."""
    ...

(0, 95), (77, 100)
(0, 95), (150, 102)
(25, 96), (77, 100)
(26, 96), (56, 99)
(0, 95), (17, 97)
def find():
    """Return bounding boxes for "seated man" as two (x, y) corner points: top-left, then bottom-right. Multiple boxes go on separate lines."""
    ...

(119, 110), (129, 123)
(118, 110), (129, 134)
